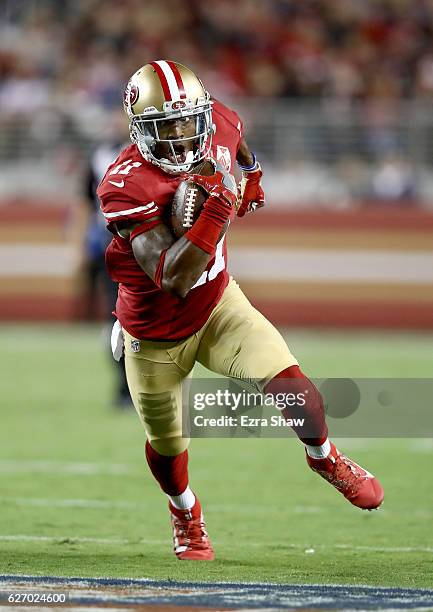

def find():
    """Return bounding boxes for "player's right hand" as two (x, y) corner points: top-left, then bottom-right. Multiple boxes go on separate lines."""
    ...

(192, 171), (237, 210)
(184, 170), (236, 255)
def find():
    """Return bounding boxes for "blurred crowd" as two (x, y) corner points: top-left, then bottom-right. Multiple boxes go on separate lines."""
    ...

(2, 0), (433, 205)
(2, 0), (433, 109)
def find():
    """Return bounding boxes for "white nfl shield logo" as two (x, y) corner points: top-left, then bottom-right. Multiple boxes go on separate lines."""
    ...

(216, 145), (231, 171)
(131, 339), (141, 352)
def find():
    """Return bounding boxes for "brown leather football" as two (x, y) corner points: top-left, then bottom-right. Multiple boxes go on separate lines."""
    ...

(171, 159), (216, 238)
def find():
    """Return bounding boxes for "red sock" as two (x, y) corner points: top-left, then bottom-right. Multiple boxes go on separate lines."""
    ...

(145, 440), (189, 496)
(264, 365), (328, 445)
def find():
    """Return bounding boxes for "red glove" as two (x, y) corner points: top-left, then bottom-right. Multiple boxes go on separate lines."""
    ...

(192, 171), (237, 210)
(185, 171), (236, 254)
(236, 157), (265, 218)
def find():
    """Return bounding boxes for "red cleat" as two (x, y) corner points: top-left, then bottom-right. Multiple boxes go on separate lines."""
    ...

(169, 496), (215, 560)
(306, 442), (384, 510)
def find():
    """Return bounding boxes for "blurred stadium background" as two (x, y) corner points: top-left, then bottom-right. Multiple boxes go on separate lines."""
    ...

(1, 1), (433, 598)
(1, 0), (433, 328)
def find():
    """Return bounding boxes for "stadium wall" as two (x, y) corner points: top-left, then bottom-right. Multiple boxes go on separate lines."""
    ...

(0, 199), (87, 321)
(228, 207), (433, 329)
(1, 200), (432, 329)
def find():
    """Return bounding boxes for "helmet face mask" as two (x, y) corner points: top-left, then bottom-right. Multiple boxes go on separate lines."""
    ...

(124, 61), (214, 174)
(130, 102), (213, 173)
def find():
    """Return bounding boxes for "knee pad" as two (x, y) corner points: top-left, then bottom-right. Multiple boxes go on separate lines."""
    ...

(137, 390), (189, 456)
(137, 390), (177, 430)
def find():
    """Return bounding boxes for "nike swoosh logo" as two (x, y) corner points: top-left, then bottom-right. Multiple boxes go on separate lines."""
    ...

(108, 180), (125, 188)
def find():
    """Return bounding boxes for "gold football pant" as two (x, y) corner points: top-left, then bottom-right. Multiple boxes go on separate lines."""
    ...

(123, 277), (298, 456)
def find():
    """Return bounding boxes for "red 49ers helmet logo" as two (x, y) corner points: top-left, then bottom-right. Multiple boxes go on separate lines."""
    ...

(172, 100), (186, 110)
(124, 82), (139, 109)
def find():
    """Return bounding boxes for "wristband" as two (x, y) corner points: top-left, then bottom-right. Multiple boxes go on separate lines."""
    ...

(186, 196), (230, 254)
(237, 152), (258, 172)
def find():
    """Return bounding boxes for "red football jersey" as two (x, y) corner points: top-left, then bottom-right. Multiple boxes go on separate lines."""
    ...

(97, 99), (243, 340)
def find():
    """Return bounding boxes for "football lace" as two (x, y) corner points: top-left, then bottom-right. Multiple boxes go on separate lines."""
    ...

(182, 186), (197, 228)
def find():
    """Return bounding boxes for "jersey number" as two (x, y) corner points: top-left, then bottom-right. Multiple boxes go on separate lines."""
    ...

(191, 236), (226, 290)
(109, 159), (142, 176)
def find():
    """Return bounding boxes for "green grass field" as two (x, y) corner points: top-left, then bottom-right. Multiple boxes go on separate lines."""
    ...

(0, 324), (432, 588)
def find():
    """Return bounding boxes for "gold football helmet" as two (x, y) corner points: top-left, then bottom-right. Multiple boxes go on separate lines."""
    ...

(123, 61), (213, 173)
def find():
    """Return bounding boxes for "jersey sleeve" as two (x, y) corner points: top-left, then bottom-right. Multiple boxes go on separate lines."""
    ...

(212, 98), (244, 152)
(234, 114), (244, 150)
(97, 179), (163, 240)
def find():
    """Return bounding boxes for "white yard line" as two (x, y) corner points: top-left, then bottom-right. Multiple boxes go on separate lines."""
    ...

(334, 543), (433, 554)
(0, 439), (429, 478)
(2, 497), (432, 521)
(0, 534), (432, 554)
(0, 535), (166, 546)
(0, 460), (139, 476)
(191, 502), (432, 520)
(408, 439), (433, 453)
(0, 535), (129, 544)
(0, 497), (147, 510)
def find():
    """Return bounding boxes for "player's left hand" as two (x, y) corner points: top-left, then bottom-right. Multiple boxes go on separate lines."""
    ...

(237, 164), (265, 217)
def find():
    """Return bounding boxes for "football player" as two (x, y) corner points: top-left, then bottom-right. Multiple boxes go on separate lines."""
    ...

(98, 60), (383, 561)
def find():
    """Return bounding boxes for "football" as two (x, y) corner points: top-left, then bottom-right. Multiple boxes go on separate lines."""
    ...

(171, 160), (236, 238)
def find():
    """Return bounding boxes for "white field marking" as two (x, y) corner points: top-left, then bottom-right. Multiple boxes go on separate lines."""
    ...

(229, 248), (433, 283)
(0, 460), (139, 476)
(2, 576), (433, 596)
(408, 439), (433, 453)
(208, 503), (325, 515)
(9, 495), (429, 522)
(331, 438), (381, 450)
(0, 535), (165, 545)
(0, 535), (128, 544)
(334, 543), (433, 554)
(292, 505), (326, 514)
(209, 503), (433, 521)
(335, 438), (433, 454)
(0, 497), (148, 510)
(3, 497), (324, 515)
(1, 534), (433, 554)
